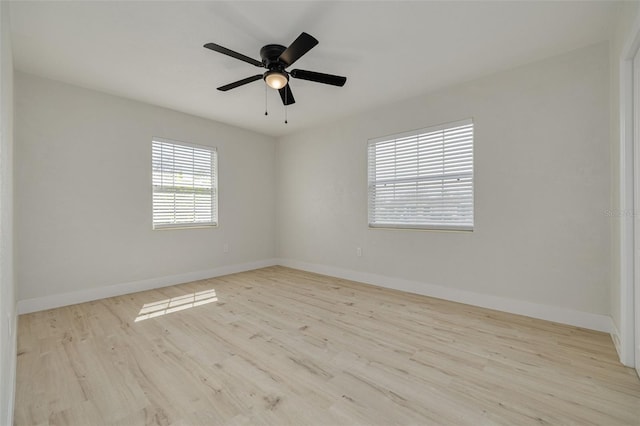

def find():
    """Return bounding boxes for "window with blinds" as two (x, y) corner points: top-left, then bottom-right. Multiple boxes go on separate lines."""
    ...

(367, 119), (474, 231)
(152, 138), (218, 230)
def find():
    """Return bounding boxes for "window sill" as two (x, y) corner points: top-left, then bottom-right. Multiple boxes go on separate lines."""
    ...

(153, 224), (218, 231)
(368, 224), (473, 232)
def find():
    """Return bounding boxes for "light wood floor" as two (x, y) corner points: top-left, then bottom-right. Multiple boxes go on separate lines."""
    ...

(15, 266), (640, 425)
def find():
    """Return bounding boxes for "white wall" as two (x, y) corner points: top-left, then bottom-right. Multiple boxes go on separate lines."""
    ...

(0, 1), (16, 423)
(15, 73), (277, 305)
(277, 43), (611, 322)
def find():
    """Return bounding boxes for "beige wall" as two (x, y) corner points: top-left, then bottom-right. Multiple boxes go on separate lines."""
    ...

(14, 72), (277, 301)
(277, 43), (611, 317)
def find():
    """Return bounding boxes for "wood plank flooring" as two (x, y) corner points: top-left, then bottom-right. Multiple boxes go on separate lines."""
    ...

(14, 266), (640, 425)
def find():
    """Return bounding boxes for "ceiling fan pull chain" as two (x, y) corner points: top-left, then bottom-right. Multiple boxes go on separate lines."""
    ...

(284, 88), (288, 124)
(264, 85), (268, 116)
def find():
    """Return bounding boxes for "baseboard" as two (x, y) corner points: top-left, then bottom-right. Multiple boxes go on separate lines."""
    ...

(277, 258), (612, 333)
(3, 313), (16, 426)
(610, 319), (635, 367)
(17, 258), (279, 314)
(17, 257), (613, 334)
(610, 320), (623, 361)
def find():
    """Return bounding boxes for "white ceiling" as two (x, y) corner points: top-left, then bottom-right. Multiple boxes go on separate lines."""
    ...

(9, 1), (620, 137)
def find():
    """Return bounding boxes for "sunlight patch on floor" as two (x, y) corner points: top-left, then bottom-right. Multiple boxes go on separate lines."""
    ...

(135, 289), (217, 322)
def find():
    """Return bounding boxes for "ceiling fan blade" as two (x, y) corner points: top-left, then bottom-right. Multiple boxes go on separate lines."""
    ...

(217, 75), (263, 91)
(204, 43), (263, 67)
(290, 69), (346, 87)
(278, 32), (318, 67)
(278, 85), (296, 105)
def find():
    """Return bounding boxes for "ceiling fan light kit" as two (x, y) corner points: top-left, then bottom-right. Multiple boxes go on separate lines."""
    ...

(264, 70), (288, 90)
(204, 32), (346, 113)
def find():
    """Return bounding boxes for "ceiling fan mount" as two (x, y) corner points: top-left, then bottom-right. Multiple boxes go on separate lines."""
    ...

(204, 32), (347, 107)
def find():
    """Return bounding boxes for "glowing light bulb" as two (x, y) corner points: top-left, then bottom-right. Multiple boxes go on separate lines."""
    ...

(264, 71), (288, 90)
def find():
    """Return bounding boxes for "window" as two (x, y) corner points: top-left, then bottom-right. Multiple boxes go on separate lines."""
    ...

(152, 138), (218, 229)
(367, 119), (473, 231)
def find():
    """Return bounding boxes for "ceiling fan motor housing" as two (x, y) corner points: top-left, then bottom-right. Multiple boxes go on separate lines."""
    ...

(260, 44), (287, 70)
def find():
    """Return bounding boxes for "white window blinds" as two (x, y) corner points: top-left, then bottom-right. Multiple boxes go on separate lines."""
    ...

(367, 119), (474, 230)
(152, 138), (218, 229)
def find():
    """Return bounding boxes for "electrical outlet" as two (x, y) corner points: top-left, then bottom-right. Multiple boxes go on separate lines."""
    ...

(223, 243), (229, 253)
(356, 247), (362, 257)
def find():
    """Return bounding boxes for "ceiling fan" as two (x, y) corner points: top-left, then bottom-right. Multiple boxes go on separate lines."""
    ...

(204, 32), (346, 106)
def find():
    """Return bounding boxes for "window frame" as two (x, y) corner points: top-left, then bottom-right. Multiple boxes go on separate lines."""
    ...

(367, 118), (474, 232)
(151, 137), (218, 230)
